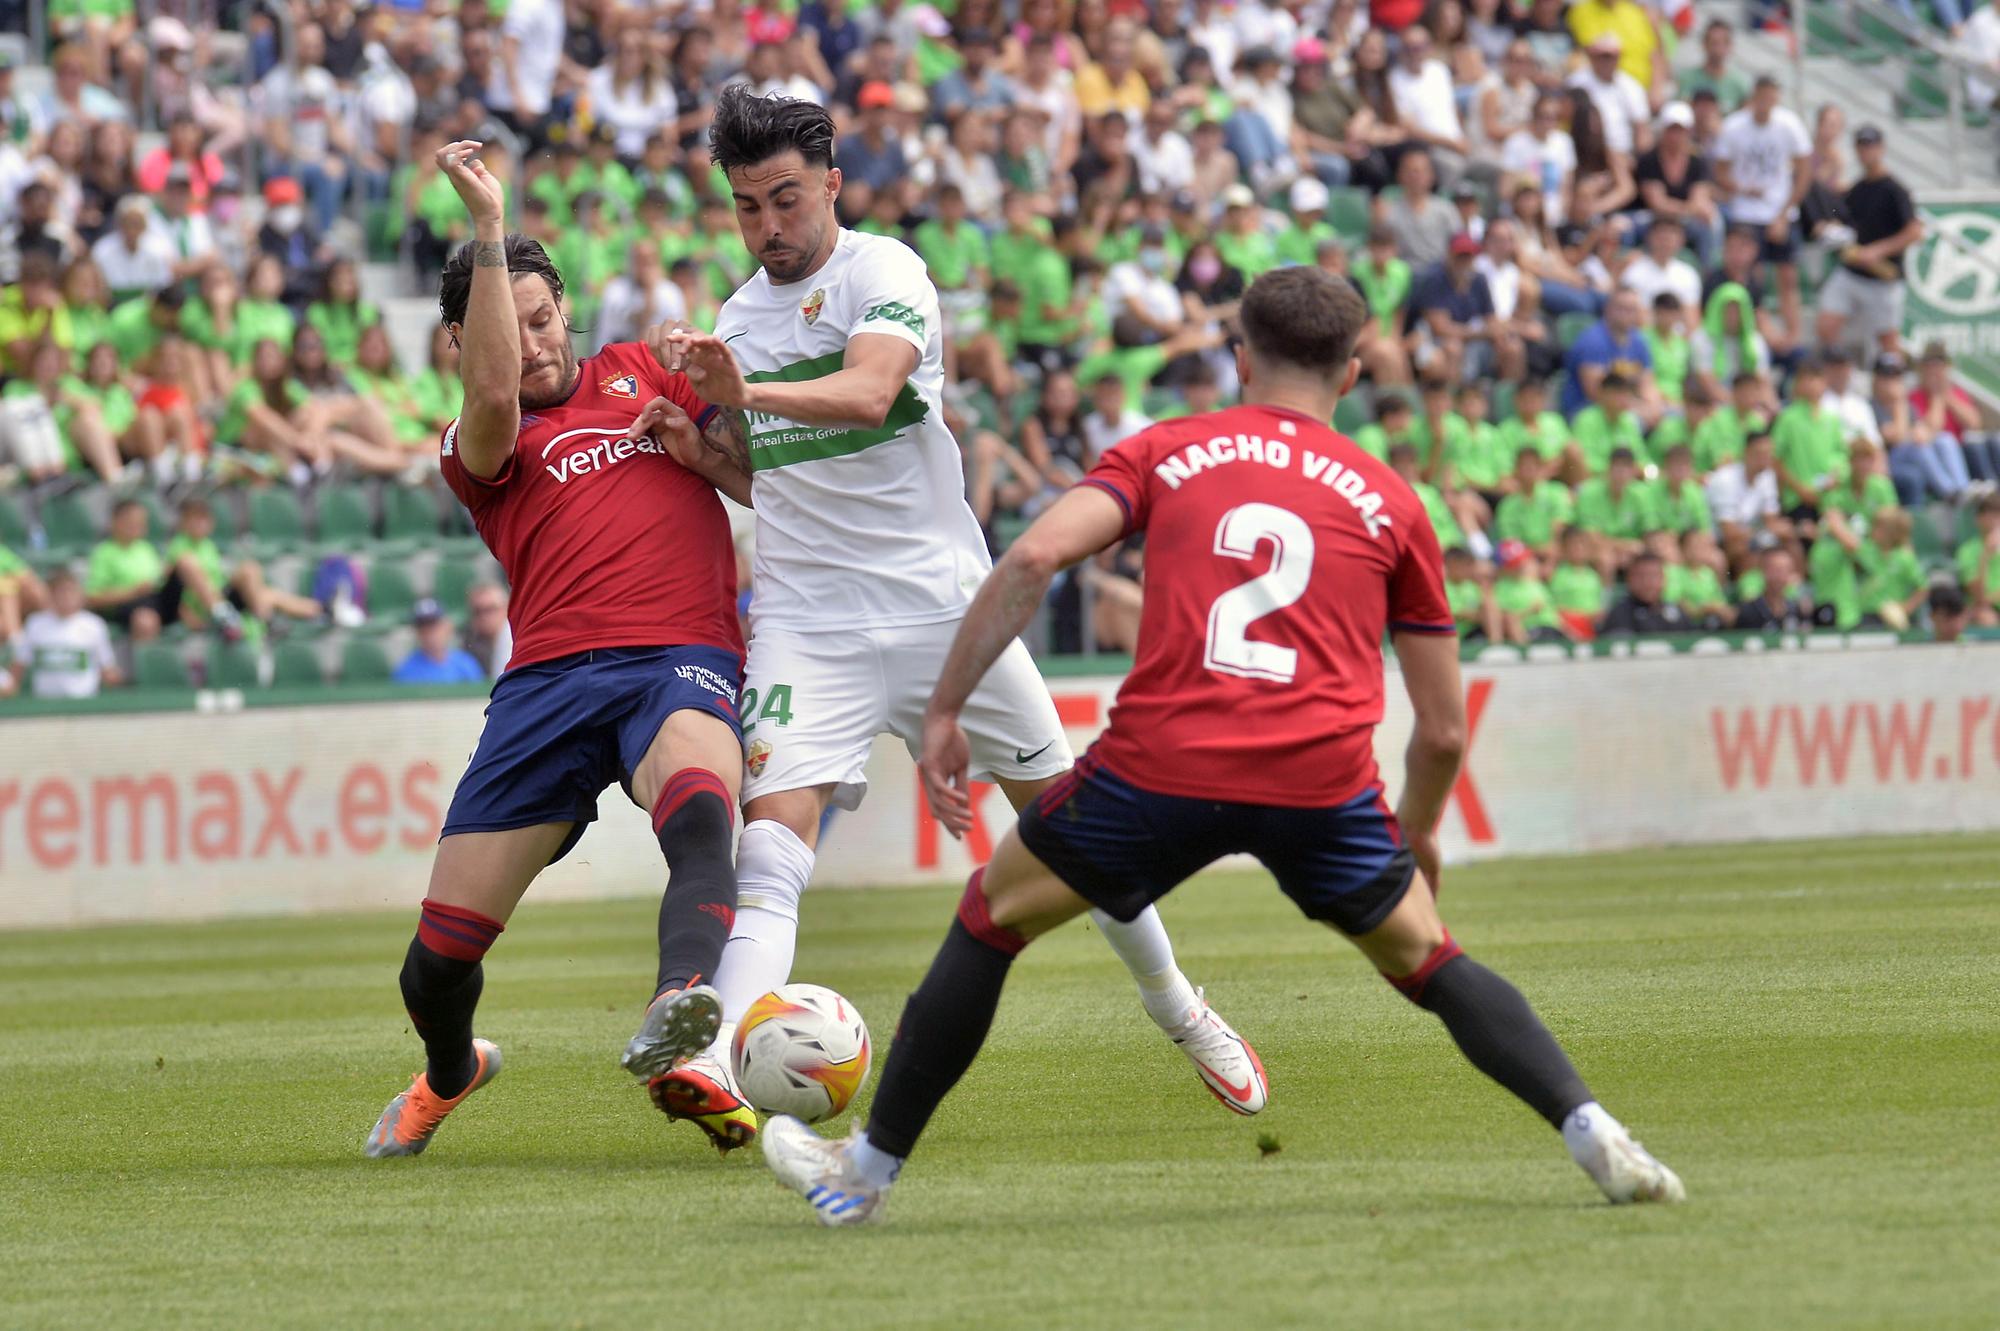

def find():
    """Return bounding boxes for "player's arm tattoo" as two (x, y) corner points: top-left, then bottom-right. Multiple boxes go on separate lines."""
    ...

(702, 407), (751, 476)
(472, 240), (505, 267)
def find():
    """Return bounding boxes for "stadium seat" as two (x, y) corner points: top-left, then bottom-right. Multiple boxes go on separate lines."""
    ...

(1326, 187), (1371, 241)
(340, 638), (394, 684)
(316, 484), (376, 543)
(1487, 380), (1516, 424)
(272, 640), (326, 687)
(431, 558), (480, 612)
(136, 492), (169, 541)
(133, 643), (192, 689)
(249, 489), (309, 547)
(383, 485), (442, 542)
(207, 641), (262, 690)
(1555, 313), (1597, 349)
(0, 492), (28, 547)
(38, 491), (98, 552)
(366, 563), (418, 619)
(1332, 393), (1372, 434)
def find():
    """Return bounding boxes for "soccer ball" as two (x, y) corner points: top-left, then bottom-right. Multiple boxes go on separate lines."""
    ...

(730, 983), (871, 1122)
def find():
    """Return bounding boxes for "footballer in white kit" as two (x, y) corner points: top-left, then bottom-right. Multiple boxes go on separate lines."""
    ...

(635, 88), (1268, 1152)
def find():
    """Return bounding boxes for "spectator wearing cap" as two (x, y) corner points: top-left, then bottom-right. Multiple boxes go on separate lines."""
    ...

(1569, 0), (1664, 93)
(1636, 102), (1719, 265)
(1215, 184), (1280, 278)
(836, 82), (907, 221)
(1598, 553), (1692, 636)
(92, 195), (177, 303)
(253, 23), (352, 234)
(1389, 26), (1471, 185)
(1873, 352), (1972, 504)
(1410, 232), (1519, 385)
(1288, 37), (1363, 190)
(934, 26), (1016, 121)
(1075, 18), (1151, 118)
(1913, 343), (2000, 486)
(1817, 125), (1921, 362)
(394, 599), (487, 686)
(1567, 34), (1651, 160)
(1276, 177), (1337, 266)
(1380, 148), (1458, 268)
(1712, 76), (1812, 351)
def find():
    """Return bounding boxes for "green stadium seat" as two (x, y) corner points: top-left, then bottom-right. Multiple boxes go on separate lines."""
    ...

(1332, 394), (1372, 434)
(382, 485), (442, 542)
(1853, 9), (1900, 61)
(1487, 380), (1516, 424)
(205, 492), (240, 542)
(991, 514), (1032, 550)
(249, 488), (308, 546)
(366, 562), (418, 619)
(272, 640), (326, 686)
(317, 483), (375, 543)
(341, 638), (394, 683)
(1326, 187), (1371, 241)
(133, 643), (192, 689)
(0, 492), (29, 547)
(1556, 313), (1597, 349)
(431, 558), (481, 613)
(38, 491), (98, 552)
(1804, 6), (1854, 57)
(207, 640), (262, 689)
(136, 491), (169, 542)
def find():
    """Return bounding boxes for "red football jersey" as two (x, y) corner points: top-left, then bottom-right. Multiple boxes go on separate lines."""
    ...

(439, 341), (744, 671)
(1081, 403), (1453, 807)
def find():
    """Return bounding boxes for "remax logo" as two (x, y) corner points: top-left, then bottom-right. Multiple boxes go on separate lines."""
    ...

(540, 425), (669, 484)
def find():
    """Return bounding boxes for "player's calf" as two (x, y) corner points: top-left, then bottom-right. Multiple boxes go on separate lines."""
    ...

(400, 898), (504, 1098)
(649, 767), (737, 997)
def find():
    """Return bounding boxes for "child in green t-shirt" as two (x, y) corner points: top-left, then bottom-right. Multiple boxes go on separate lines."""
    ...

(1493, 540), (1564, 643)
(1353, 393), (1420, 463)
(1548, 525), (1606, 634)
(1493, 377), (1571, 479)
(1492, 447), (1575, 563)
(1770, 357), (1848, 509)
(1275, 179), (1339, 268)
(1415, 377), (1471, 482)
(1856, 507), (1927, 631)
(1442, 544), (1495, 640)
(1451, 382), (1508, 494)
(1956, 491), (2000, 622)
(1821, 439), (1899, 529)
(304, 259), (382, 368)
(1668, 528), (1734, 628)
(1571, 372), (1648, 475)
(1647, 443), (1713, 535)
(1387, 443), (1468, 550)
(1353, 225), (1412, 340)
(1642, 291), (1692, 406)
(1691, 371), (1771, 474)
(1573, 447), (1659, 575)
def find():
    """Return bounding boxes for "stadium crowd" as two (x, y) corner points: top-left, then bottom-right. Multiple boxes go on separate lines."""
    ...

(4, 0), (2000, 700)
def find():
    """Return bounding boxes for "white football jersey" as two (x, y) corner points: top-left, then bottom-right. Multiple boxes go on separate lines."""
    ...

(715, 229), (991, 633)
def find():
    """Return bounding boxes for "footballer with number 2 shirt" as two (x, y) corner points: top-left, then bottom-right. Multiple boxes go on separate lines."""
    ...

(365, 140), (754, 1159)
(761, 267), (1687, 1223)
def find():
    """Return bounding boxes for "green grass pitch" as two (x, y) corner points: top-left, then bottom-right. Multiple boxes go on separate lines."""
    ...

(3, 833), (1997, 1329)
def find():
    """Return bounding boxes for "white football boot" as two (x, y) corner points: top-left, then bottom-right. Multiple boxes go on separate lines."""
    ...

(762, 1117), (888, 1227)
(1569, 1109), (1687, 1204)
(1167, 989), (1269, 1115)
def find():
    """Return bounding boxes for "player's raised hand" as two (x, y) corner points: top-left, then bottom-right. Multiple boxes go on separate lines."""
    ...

(623, 395), (701, 463)
(667, 330), (751, 409)
(437, 140), (505, 228)
(643, 319), (698, 375)
(918, 708), (975, 839)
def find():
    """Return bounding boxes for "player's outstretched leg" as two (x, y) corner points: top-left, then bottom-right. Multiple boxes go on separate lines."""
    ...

(1093, 907), (1268, 1115)
(763, 846), (1093, 1225)
(1364, 883), (1684, 1204)
(622, 766), (738, 1082)
(365, 898), (507, 1158)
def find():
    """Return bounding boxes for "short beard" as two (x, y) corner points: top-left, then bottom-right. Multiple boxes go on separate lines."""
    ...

(519, 347), (580, 411)
(761, 220), (826, 284)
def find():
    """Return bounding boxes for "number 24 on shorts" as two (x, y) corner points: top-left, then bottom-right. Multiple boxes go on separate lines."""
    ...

(740, 683), (796, 731)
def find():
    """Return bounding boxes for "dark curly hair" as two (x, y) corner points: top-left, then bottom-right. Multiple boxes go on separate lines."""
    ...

(708, 83), (836, 173)
(438, 233), (565, 327)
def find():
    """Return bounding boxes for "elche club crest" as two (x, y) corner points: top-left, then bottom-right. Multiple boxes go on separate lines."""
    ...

(600, 372), (640, 399)
(801, 288), (825, 325)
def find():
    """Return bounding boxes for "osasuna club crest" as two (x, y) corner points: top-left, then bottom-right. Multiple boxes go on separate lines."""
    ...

(600, 372), (639, 399)
(801, 288), (825, 325)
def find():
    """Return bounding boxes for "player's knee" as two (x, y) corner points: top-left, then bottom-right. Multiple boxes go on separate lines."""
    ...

(736, 819), (813, 922)
(650, 767), (734, 856)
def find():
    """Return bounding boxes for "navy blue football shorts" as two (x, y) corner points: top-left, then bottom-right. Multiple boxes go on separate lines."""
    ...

(1016, 754), (1417, 937)
(441, 644), (744, 862)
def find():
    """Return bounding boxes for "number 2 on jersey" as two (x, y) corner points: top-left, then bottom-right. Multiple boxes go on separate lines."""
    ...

(1203, 502), (1314, 684)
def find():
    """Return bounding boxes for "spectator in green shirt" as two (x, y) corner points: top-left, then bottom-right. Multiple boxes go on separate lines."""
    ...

(1648, 443), (1714, 534)
(1451, 382), (1509, 494)
(1276, 177), (1340, 268)
(1493, 447), (1575, 562)
(580, 123), (643, 219)
(1548, 526), (1607, 634)
(1691, 371), (1769, 473)
(1770, 356), (1849, 510)
(1494, 377), (1573, 476)
(0, 253), (74, 377)
(1664, 528), (1735, 627)
(409, 325), (465, 439)
(348, 325), (434, 448)
(1315, 237), (1416, 388)
(1643, 292), (1692, 406)
(1415, 376), (1471, 481)
(1493, 539), (1566, 643)
(1574, 447), (1660, 575)
(75, 341), (165, 473)
(4, 339), (126, 484)
(913, 184), (992, 298)
(527, 138), (592, 226)
(104, 285), (186, 368)
(1571, 372), (1648, 474)
(1215, 184), (1280, 278)
(61, 257), (115, 364)
(304, 259), (383, 368)
(1388, 443), (1469, 550)
(1353, 392), (1420, 463)
(1354, 225), (1413, 341)
(1678, 20), (1752, 110)
(1856, 508), (1928, 631)
(162, 497), (326, 633)
(1443, 545), (1498, 639)
(1956, 491), (2000, 624)
(550, 193), (628, 331)
(1821, 440), (1899, 530)
(995, 194), (1081, 361)
(84, 497), (240, 643)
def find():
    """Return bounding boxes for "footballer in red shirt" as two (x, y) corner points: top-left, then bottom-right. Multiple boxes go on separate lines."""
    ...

(759, 268), (1686, 1221)
(366, 142), (755, 1160)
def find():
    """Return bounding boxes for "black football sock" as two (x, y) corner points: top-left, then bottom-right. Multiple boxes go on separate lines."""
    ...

(651, 769), (738, 996)
(864, 873), (1027, 1160)
(1388, 938), (1592, 1128)
(400, 899), (504, 1100)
